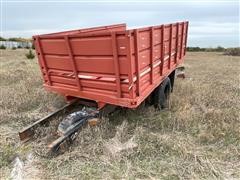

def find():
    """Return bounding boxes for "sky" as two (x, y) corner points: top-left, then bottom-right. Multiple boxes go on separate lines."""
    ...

(1, 0), (239, 47)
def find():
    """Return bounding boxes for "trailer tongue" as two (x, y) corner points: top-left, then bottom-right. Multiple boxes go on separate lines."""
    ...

(19, 101), (105, 154)
(49, 108), (99, 153)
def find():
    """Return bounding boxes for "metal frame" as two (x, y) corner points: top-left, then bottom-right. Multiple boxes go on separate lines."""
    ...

(64, 36), (82, 91)
(175, 23), (179, 63)
(160, 25), (165, 76)
(35, 37), (51, 85)
(150, 27), (154, 84)
(126, 31), (135, 99)
(111, 32), (121, 98)
(184, 21), (189, 55)
(19, 101), (77, 142)
(180, 22), (185, 59)
(134, 29), (141, 96)
(168, 24), (173, 69)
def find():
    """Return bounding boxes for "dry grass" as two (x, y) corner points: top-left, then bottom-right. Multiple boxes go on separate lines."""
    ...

(0, 49), (239, 179)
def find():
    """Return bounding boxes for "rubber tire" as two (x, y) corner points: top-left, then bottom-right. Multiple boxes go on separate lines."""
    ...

(153, 77), (172, 109)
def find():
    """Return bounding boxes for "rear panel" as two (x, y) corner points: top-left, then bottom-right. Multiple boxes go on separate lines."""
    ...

(34, 31), (136, 106)
(34, 21), (188, 108)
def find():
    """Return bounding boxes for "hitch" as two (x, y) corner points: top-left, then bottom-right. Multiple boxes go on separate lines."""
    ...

(19, 101), (116, 155)
(49, 107), (99, 153)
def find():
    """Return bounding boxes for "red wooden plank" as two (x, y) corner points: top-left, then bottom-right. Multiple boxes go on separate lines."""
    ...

(35, 37), (51, 85)
(111, 32), (121, 98)
(64, 36), (81, 90)
(168, 24), (173, 69)
(150, 27), (154, 84)
(160, 25), (165, 76)
(175, 23), (179, 63)
(134, 29), (141, 96)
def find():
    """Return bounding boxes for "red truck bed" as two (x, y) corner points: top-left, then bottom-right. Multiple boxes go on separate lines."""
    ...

(33, 21), (189, 108)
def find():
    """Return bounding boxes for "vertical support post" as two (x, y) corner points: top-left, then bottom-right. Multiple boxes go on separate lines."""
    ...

(64, 36), (81, 91)
(126, 31), (135, 99)
(133, 29), (140, 96)
(175, 23), (179, 64)
(160, 25), (165, 76)
(184, 21), (189, 55)
(111, 32), (121, 98)
(180, 22), (185, 59)
(150, 27), (154, 84)
(168, 24), (173, 69)
(35, 37), (51, 86)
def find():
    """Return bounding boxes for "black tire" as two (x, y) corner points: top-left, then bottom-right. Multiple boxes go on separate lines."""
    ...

(153, 77), (172, 109)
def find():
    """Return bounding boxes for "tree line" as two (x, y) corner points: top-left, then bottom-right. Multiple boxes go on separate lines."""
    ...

(0, 36), (32, 42)
(187, 46), (240, 56)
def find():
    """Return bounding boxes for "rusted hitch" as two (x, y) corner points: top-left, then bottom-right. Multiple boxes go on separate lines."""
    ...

(48, 108), (99, 153)
(18, 101), (77, 142)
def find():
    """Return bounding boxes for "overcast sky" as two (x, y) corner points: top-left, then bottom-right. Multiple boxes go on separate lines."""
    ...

(1, 0), (239, 47)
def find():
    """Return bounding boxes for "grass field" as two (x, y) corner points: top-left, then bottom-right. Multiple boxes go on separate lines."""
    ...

(0, 49), (239, 179)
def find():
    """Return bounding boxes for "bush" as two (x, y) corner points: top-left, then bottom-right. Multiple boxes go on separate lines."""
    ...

(215, 46), (225, 52)
(8, 37), (28, 42)
(12, 47), (17, 50)
(25, 49), (35, 59)
(187, 47), (205, 52)
(17, 45), (22, 49)
(187, 46), (226, 52)
(224, 48), (240, 56)
(0, 45), (6, 49)
(0, 36), (6, 41)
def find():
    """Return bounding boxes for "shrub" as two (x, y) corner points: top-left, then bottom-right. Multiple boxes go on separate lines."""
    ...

(215, 46), (225, 52)
(17, 45), (22, 49)
(224, 48), (240, 56)
(187, 47), (203, 52)
(0, 45), (6, 49)
(0, 36), (6, 41)
(187, 46), (227, 52)
(8, 37), (27, 42)
(25, 49), (35, 59)
(12, 47), (17, 50)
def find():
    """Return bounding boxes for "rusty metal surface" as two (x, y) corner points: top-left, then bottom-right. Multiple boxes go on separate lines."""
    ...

(33, 21), (189, 108)
(48, 108), (99, 153)
(18, 101), (77, 142)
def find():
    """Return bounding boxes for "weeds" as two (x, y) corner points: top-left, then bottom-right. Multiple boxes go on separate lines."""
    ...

(0, 144), (16, 168)
(0, 44), (6, 49)
(224, 48), (240, 56)
(25, 49), (35, 59)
